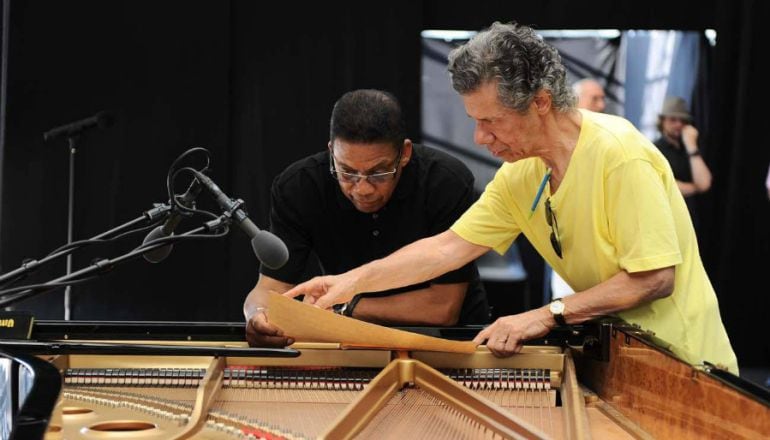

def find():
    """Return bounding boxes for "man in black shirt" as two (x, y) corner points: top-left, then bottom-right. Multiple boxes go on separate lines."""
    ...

(653, 96), (712, 229)
(244, 89), (489, 347)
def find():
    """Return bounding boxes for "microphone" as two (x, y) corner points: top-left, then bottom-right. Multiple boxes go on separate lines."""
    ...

(142, 178), (203, 263)
(191, 170), (289, 270)
(43, 111), (114, 142)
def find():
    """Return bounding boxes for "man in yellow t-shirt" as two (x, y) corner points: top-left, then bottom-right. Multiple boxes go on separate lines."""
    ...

(284, 22), (738, 374)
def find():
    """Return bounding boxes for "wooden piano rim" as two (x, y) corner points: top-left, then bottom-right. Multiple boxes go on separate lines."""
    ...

(575, 324), (770, 439)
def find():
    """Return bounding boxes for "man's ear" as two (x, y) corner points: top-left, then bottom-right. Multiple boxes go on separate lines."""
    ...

(401, 139), (414, 166)
(533, 91), (552, 115)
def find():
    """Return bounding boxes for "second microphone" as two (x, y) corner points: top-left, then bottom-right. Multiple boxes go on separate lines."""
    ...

(191, 170), (289, 270)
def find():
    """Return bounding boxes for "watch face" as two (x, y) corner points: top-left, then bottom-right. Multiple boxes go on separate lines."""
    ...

(550, 300), (565, 314)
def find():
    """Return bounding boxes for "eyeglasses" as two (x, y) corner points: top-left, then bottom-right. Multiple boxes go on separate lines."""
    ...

(329, 147), (402, 185)
(545, 197), (563, 258)
(529, 167), (562, 258)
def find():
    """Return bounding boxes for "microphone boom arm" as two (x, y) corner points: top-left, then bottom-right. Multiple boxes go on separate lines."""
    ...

(0, 204), (174, 289)
(0, 217), (230, 308)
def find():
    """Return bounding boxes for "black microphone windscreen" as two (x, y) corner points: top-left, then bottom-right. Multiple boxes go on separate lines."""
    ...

(142, 225), (174, 263)
(251, 231), (289, 270)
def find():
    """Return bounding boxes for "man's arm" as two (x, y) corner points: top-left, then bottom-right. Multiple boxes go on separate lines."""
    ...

(285, 230), (490, 310)
(682, 125), (712, 193)
(244, 274), (296, 347)
(352, 282), (468, 326)
(475, 266), (675, 357)
(676, 180), (699, 197)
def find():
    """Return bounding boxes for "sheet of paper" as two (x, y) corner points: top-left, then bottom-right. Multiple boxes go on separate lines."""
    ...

(266, 292), (476, 353)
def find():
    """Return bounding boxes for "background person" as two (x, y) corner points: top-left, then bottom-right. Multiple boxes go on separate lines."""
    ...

(654, 96), (713, 229)
(572, 78), (606, 113)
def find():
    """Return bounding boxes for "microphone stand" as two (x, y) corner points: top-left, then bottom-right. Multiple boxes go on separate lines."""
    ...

(64, 136), (76, 319)
(0, 203), (173, 288)
(0, 217), (228, 308)
(42, 114), (115, 318)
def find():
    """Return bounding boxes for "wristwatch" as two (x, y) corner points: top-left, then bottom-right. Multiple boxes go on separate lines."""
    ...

(340, 294), (363, 317)
(549, 299), (567, 326)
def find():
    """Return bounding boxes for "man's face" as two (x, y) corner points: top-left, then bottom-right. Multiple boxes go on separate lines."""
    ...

(328, 139), (411, 213)
(577, 82), (606, 112)
(661, 116), (688, 139)
(461, 81), (544, 163)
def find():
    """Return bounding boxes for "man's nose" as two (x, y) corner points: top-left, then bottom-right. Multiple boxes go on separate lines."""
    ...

(474, 124), (495, 146)
(352, 177), (376, 194)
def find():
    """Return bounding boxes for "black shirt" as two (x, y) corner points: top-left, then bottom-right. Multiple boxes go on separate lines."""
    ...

(261, 144), (489, 324)
(654, 135), (700, 228)
(654, 136), (693, 183)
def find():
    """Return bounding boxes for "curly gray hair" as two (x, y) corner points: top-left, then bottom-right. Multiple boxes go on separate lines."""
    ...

(448, 22), (575, 113)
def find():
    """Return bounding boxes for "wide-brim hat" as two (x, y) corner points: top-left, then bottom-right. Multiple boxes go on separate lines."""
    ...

(660, 96), (692, 120)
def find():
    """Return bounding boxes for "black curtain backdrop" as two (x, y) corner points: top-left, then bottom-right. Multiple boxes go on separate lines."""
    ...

(0, 0), (767, 367)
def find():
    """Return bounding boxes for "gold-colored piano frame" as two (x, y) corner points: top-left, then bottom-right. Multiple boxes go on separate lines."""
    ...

(45, 343), (582, 440)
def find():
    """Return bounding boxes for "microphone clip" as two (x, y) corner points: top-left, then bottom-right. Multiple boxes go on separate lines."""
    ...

(201, 199), (246, 234)
(204, 216), (229, 233)
(143, 203), (174, 222)
(219, 198), (249, 223)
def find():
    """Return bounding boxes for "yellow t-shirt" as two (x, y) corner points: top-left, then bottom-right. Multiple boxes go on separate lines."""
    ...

(451, 110), (738, 373)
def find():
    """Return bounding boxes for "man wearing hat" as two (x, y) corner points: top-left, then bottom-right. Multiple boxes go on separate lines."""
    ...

(654, 96), (713, 229)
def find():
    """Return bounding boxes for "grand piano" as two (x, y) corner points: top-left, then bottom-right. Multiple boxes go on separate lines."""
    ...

(1, 319), (769, 439)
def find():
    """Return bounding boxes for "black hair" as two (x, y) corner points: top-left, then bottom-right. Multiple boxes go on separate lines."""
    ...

(329, 89), (406, 149)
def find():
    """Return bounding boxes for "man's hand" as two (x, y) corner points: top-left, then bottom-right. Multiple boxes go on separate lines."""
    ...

(682, 124), (699, 153)
(472, 308), (553, 357)
(243, 275), (297, 347)
(284, 273), (358, 310)
(245, 309), (294, 347)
